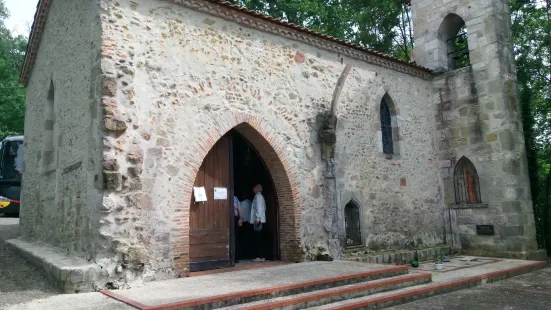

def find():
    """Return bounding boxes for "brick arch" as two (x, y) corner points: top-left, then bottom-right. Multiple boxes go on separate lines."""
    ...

(171, 114), (302, 276)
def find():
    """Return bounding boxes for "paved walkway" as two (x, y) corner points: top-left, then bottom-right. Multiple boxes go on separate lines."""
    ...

(411, 256), (541, 283)
(0, 216), (132, 310)
(0, 217), (58, 309)
(388, 267), (551, 310)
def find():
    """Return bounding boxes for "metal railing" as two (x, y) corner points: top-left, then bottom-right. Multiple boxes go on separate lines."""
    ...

(447, 32), (470, 69)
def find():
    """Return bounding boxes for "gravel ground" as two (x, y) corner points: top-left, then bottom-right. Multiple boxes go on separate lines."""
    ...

(0, 216), (59, 309)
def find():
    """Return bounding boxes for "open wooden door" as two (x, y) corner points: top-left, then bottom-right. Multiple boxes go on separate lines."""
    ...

(263, 182), (279, 260)
(189, 135), (232, 272)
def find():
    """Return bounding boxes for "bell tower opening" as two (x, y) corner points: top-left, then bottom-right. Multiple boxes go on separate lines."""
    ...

(438, 13), (470, 70)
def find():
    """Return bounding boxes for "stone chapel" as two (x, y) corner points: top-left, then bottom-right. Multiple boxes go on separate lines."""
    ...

(12, 0), (543, 291)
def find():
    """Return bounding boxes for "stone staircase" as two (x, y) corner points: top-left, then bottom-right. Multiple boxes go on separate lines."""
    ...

(149, 266), (431, 310)
(100, 259), (546, 310)
(129, 261), (547, 310)
(221, 273), (431, 310)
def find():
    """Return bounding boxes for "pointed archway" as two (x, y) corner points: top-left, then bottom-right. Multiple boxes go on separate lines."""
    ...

(171, 116), (301, 276)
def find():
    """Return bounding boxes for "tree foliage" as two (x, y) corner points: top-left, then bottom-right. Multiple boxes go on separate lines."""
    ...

(0, 0), (27, 140)
(511, 0), (551, 253)
(228, 0), (411, 59)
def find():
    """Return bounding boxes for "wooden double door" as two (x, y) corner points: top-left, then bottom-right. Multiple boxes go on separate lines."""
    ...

(190, 135), (232, 272)
(189, 132), (279, 272)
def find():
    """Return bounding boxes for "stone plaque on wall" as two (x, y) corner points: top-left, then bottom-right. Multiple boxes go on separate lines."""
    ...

(476, 225), (495, 236)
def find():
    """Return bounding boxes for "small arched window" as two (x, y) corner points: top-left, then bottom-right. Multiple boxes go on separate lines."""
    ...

(344, 200), (361, 247)
(437, 13), (470, 70)
(454, 157), (481, 204)
(380, 98), (394, 155)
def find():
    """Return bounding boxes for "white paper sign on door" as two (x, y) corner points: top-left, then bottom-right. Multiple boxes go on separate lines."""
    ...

(193, 187), (207, 202)
(214, 187), (228, 200)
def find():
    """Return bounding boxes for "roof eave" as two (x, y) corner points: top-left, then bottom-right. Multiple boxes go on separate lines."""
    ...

(19, 0), (430, 87)
(19, 0), (51, 87)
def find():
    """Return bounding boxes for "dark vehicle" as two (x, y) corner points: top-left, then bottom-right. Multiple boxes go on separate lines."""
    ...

(0, 136), (23, 217)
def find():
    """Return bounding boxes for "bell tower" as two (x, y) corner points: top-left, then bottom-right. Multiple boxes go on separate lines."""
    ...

(411, 0), (543, 258)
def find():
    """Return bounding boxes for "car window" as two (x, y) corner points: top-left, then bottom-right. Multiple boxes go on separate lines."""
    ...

(1, 141), (23, 180)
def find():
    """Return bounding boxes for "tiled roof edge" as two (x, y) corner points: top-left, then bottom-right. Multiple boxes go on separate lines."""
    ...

(20, 0), (431, 86)
(177, 0), (432, 79)
(20, 0), (50, 86)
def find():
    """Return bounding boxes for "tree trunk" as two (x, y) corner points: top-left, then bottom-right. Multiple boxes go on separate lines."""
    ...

(544, 164), (551, 255)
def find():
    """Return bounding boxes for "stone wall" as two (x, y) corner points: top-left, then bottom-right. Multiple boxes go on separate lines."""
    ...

(334, 73), (443, 252)
(20, 0), (450, 287)
(412, 0), (540, 257)
(96, 0), (442, 278)
(20, 0), (104, 260)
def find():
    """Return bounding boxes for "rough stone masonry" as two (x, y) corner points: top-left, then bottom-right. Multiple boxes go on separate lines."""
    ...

(14, 0), (543, 291)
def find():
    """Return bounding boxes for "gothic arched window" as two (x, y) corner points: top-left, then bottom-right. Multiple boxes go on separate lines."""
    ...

(454, 157), (481, 204)
(380, 99), (394, 155)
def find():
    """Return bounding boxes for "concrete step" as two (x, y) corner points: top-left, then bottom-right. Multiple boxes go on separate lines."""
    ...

(6, 238), (100, 293)
(105, 265), (410, 310)
(312, 261), (547, 310)
(342, 246), (451, 265)
(311, 284), (434, 310)
(219, 273), (431, 310)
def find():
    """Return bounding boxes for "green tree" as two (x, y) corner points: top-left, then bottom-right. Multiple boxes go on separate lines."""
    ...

(511, 0), (551, 253)
(228, 0), (407, 57)
(0, 0), (27, 140)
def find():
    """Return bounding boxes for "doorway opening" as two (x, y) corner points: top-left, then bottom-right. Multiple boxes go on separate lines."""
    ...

(344, 200), (362, 247)
(186, 121), (291, 274)
(231, 130), (280, 265)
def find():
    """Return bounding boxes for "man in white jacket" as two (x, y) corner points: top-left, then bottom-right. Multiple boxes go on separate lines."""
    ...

(250, 184), (266, 262)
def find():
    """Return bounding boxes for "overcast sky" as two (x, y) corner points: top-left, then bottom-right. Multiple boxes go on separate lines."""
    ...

(4, 0), (38, 36)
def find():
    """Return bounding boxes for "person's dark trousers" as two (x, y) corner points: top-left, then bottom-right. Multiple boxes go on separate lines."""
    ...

(254, 223), (264, 258)
(244, 222), (253, 258)
(234, 216), (240, 263)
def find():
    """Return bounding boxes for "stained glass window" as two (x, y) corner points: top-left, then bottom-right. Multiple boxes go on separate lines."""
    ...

(380, 100), (394, 155)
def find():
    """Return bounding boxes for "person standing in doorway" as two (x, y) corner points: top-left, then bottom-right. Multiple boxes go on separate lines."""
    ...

(233, 195), (242, 263)
(250, 184), (266, 262)
(239, 192), (252, 258)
